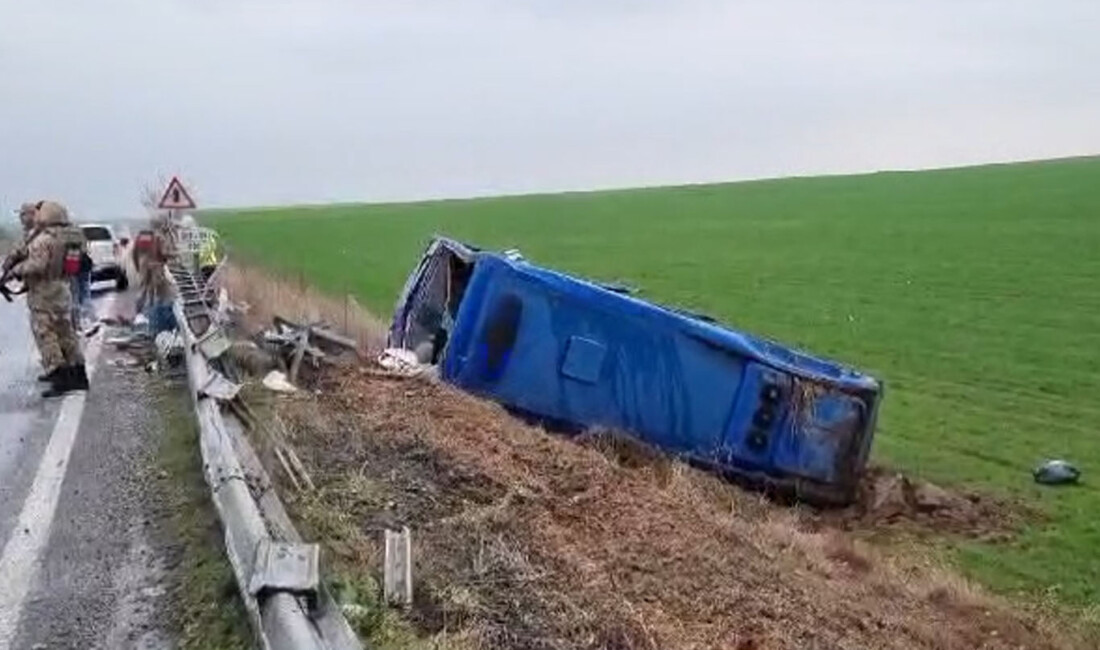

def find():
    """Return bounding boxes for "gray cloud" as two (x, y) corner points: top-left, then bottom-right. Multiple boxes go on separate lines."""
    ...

(1, 0), (1097, 219)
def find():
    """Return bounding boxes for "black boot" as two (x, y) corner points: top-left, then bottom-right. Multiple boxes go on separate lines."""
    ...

(36, 365), (61, 380)
(41, 367), (76, 399)
(70, 365), (90, 391)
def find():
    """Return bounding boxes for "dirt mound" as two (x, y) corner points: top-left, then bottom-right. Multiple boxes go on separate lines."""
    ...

(817, 468), (1028, 542)
(272, 366), (1087, 650)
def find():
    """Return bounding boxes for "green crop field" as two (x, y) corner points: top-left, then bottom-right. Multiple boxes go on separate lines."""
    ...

(206, 157), (1100, 610)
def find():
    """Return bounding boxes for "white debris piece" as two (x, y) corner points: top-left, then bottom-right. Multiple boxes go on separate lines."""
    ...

(155, 330), (184, 358)
(196, 326), (231, 360)
(215, 288), (231, 323)
(377, 348), (427, 377)
(383, 527), (413, 607)
(262, 370), (298, 393)
(200, 370), (243, 401)
(107, 335), (137, 348)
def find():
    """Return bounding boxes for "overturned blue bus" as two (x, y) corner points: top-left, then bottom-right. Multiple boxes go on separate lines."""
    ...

(388, 237), (883, 505)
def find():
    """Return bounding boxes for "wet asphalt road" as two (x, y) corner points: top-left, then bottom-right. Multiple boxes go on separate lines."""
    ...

(0, 290), (176, 650)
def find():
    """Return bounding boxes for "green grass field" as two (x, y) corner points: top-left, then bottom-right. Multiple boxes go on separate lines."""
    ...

(206, 157), (1100, 609)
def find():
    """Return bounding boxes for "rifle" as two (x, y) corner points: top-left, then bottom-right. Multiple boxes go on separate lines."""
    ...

(1, 254), (28, 302)
(0, 228), (41, 302)
(0, 261), (26, 302)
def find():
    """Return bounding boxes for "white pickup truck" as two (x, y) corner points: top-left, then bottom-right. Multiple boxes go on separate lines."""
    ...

(79, 223), (128, 291)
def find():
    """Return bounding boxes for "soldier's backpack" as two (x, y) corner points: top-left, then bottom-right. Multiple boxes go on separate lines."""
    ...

(134, 230), (157, 258)
(58, 226), (87, 278)
(62, 247), (82, 276)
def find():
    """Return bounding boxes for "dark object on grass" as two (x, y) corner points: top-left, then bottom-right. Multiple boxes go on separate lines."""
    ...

(1033, 460), (1080, 485)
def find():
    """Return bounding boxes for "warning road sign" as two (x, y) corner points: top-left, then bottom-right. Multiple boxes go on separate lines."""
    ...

(158, 176), (196, 210)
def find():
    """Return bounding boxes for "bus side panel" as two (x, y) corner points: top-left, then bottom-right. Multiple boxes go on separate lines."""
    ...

(443, 261), (746, 459)
(441, 256), (882, 501)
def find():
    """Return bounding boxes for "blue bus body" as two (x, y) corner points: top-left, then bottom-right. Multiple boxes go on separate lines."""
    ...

(389, 238), (883, 505)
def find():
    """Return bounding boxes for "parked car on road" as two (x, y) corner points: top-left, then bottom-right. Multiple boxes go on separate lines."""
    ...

(80, 223), (128, 291)
(388, 237), (884, 506)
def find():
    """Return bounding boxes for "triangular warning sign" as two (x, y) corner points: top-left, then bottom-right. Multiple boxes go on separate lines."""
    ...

(158, 176), (196, 210)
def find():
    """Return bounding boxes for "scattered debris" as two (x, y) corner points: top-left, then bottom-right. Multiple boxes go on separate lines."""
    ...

(377, 348), (428, 377)
(275, 315), (358, 352)
(100, 315), (176, 375)
(227, 394), (315, 495)
(221, 341), (279, 379)
(282, 445), (314, 492)
(155, 330), (184, 365)
(262, 370), (297, 393)
(195, 325), (232, 360)
(383, 527), (413, 608)
(1034, 459), (1081, 486)
(288, 326), (312, 385)
(108, 334), (146, 350)
(107, 357), (142, 368)
(274, 445), (304, 492)
(198, 370), (243, 401)
(257, 315), (360, 388)
(215, 287), (231, 323)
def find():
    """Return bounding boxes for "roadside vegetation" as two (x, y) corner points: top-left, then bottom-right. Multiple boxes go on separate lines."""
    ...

(206, 156), (1100, 613)
(155, 382), (252, 650)
(273, 365), (1091, 648)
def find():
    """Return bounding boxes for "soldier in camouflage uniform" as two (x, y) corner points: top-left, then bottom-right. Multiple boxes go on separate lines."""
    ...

(12, 200), (89, 397)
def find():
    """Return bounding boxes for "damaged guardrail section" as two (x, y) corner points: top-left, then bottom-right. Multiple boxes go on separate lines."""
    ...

(168, 255), (362, 650)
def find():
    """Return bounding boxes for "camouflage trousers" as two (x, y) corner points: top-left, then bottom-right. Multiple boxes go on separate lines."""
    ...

(27, 282), (84, 374)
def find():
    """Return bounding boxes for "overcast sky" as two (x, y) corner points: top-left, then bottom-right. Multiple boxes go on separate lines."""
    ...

(1, 0), (1098, 219)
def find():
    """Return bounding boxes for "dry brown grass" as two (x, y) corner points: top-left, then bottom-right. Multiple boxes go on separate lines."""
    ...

(268, 366), (1094, 650)
(221, 262), (388, 352)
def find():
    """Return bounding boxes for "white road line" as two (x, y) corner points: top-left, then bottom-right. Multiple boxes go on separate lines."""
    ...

(0, 320), (105, 649)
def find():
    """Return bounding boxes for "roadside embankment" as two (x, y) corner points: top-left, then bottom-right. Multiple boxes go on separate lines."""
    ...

(219, 263), (1097, 650)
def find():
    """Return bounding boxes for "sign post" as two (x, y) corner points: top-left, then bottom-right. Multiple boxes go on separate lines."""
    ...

(156, 176), (198, 265)
(157, 176), (197, 214)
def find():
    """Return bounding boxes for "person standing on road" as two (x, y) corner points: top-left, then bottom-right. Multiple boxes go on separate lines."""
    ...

(133, 214), (177, 335)
(11, 200), (90, 397)
(67, 225), (94, 333)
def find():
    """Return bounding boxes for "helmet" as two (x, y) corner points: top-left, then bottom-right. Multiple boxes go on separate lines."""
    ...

(34, 200), (70, 227)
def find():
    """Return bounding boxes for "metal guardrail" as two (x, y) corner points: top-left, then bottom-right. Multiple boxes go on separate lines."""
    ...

(168, 257), (362, 650)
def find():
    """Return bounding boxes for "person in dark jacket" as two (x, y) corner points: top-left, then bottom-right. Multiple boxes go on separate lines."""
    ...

(67, 228), (94, 333)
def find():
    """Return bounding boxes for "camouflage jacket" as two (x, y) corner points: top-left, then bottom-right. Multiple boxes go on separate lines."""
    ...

(136, 230), (177, 305)
(2, 227), (42, 273)
(12, 225), (71, 310)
